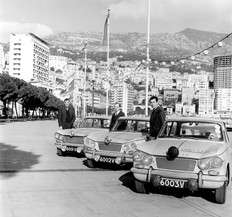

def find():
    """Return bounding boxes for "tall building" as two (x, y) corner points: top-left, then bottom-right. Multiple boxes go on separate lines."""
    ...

(198, 89), (215, 116)
(214, 55), (232, 89)
(110, 82), (134, 115)
(0, 44), (5, 74)
(214, 55), (232, 111)
(9, 33), (50, 83)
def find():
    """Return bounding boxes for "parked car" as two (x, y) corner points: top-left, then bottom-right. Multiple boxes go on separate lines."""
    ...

(83, 116), (150, 168)
(131, 117), (232, 204)
(54, 116), (111, 156)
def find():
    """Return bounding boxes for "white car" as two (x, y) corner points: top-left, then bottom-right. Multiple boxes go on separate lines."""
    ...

(54, 116), (111, 156)
(83, 116), (150, 168)
(131, 117), (232, 204)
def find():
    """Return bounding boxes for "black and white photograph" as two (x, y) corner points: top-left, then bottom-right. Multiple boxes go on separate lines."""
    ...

(0, 0), (232, 216)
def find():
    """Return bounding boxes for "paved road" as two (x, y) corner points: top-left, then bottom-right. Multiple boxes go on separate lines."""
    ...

(0, 120), (231, 217)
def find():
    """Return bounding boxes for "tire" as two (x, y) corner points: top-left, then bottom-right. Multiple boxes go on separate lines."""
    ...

(214, 169), (228, 204)
(57, 148), (63, 156)
(135, 180), (150, 194)
(87, 159), (97, 168)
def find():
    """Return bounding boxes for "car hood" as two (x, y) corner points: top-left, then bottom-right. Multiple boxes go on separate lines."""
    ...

(88, 131), (146, 143)
(137, 138), (227, 159)
(56, 128), (108, 137)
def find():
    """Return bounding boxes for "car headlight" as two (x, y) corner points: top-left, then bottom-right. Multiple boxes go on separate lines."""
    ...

(133, 150), (152, 163)
(198, 157), (223, 170)
(132, 151), (143, 162)
(84, 138), (98, 149)
(143, 155), (153, 166)
(54, 133), (60, 139)
(122, 142), (137, 153)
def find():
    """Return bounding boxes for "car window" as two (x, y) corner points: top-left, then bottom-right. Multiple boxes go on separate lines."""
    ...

(80, 118), (109, 128)
(159, 121), (223, 141)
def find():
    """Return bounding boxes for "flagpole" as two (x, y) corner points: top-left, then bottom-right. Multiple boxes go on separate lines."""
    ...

(145, 0), (150, 116)
(106, 9), (110, 116)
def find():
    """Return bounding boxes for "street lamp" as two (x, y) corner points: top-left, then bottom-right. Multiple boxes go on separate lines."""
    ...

(83, 42), (87, 117)
(91, 80), (95, 116)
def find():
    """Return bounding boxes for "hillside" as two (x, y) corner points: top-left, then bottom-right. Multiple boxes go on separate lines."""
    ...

(43, 28), (232, 64)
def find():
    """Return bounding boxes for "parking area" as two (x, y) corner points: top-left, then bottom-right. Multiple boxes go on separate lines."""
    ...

(0, 120), (231, 217)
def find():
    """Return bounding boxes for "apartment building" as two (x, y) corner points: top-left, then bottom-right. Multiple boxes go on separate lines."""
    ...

(0, 44), (5, 74)
(110, 82), (134, 115)
(9, 33), (50, 83)
(198, 89), (215, 115)
(49, 55), (68, 71)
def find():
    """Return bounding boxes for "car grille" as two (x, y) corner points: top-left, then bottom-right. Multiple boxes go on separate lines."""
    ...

(98, 142), (122, 152)
(156, 157), (196, 172)
(63, 136), (83, 144)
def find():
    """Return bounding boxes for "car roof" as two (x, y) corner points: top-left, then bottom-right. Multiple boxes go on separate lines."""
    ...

(84, 116), (111, 119)
(166, 116), (224, 124)
(118, 116), (149, 121)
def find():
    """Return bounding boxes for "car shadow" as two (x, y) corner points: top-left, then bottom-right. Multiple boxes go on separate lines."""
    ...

(119, 171), (137, 192)
(0, 142), (41, 179)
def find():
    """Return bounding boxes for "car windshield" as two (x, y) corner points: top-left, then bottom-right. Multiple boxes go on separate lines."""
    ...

(159, 121), (223, 141)
(80, 118), (110, 128)
(112, 119), (150, 133)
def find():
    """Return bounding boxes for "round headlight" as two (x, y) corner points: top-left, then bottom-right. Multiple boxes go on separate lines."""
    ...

(55, 133), (60, 139)
(198, 158), (211, 170)
(198, 157), (223, 170)
(132, 151), (142, 162)
(59, 135), (64, 142)
(143, 155), (152, 166)
(84, 138), (90, 146)
(211, 157), (223, 168)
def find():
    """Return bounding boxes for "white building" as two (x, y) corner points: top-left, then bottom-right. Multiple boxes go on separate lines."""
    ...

(110, 82), (134, 115)
(198, 89), (215, 116)
(0, 44), (5, 74)
(9, 33), (50, 83)
(49, 55), (68, 71)
(215, 88), (232, 111)
(182, 87), (195, 105)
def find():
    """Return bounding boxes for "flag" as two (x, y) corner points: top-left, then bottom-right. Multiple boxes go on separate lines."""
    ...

(101, 10), (110, 45)
(82, 42), (87, 50)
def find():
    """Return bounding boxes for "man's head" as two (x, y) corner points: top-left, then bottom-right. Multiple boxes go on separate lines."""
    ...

(64, 98), (70, 109)
(114, 102), (121, 113)
(149, 96), (159, 109)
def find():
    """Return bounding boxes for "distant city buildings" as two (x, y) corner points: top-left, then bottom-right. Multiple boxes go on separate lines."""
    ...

(1, 32), (232, 117)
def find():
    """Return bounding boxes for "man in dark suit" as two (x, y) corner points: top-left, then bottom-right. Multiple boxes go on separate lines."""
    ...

(58, 98), (76, 129)
(149, 96), (166, 139)
(109, 102), (125, 131)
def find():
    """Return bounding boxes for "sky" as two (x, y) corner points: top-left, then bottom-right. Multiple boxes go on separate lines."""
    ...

(0, 0), (231, 43)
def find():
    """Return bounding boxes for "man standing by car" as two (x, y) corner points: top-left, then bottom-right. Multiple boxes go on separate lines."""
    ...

(109, 102), (125, 131)
(58, 98), (76, 129)
(149, 96), (165, 139)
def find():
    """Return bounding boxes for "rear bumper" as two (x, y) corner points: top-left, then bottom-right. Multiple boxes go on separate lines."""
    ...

(131, 167), (227, 189)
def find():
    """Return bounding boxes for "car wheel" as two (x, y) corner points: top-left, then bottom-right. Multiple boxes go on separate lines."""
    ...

(214, 169), (228, 204)
(135, 180), (150, 194)
(86, 159), (97, 168)
(57, 148), (63, 156)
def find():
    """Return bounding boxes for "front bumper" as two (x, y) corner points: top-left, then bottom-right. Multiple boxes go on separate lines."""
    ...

(54, 141), (84, 153)
(84, 148), (133, 164)
(131, 167), (227, 189)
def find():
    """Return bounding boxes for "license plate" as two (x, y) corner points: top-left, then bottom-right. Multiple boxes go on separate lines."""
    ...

(66, 146), (77, 152)
(99, 157), (115, 163)
(160, 178), (187, 188)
